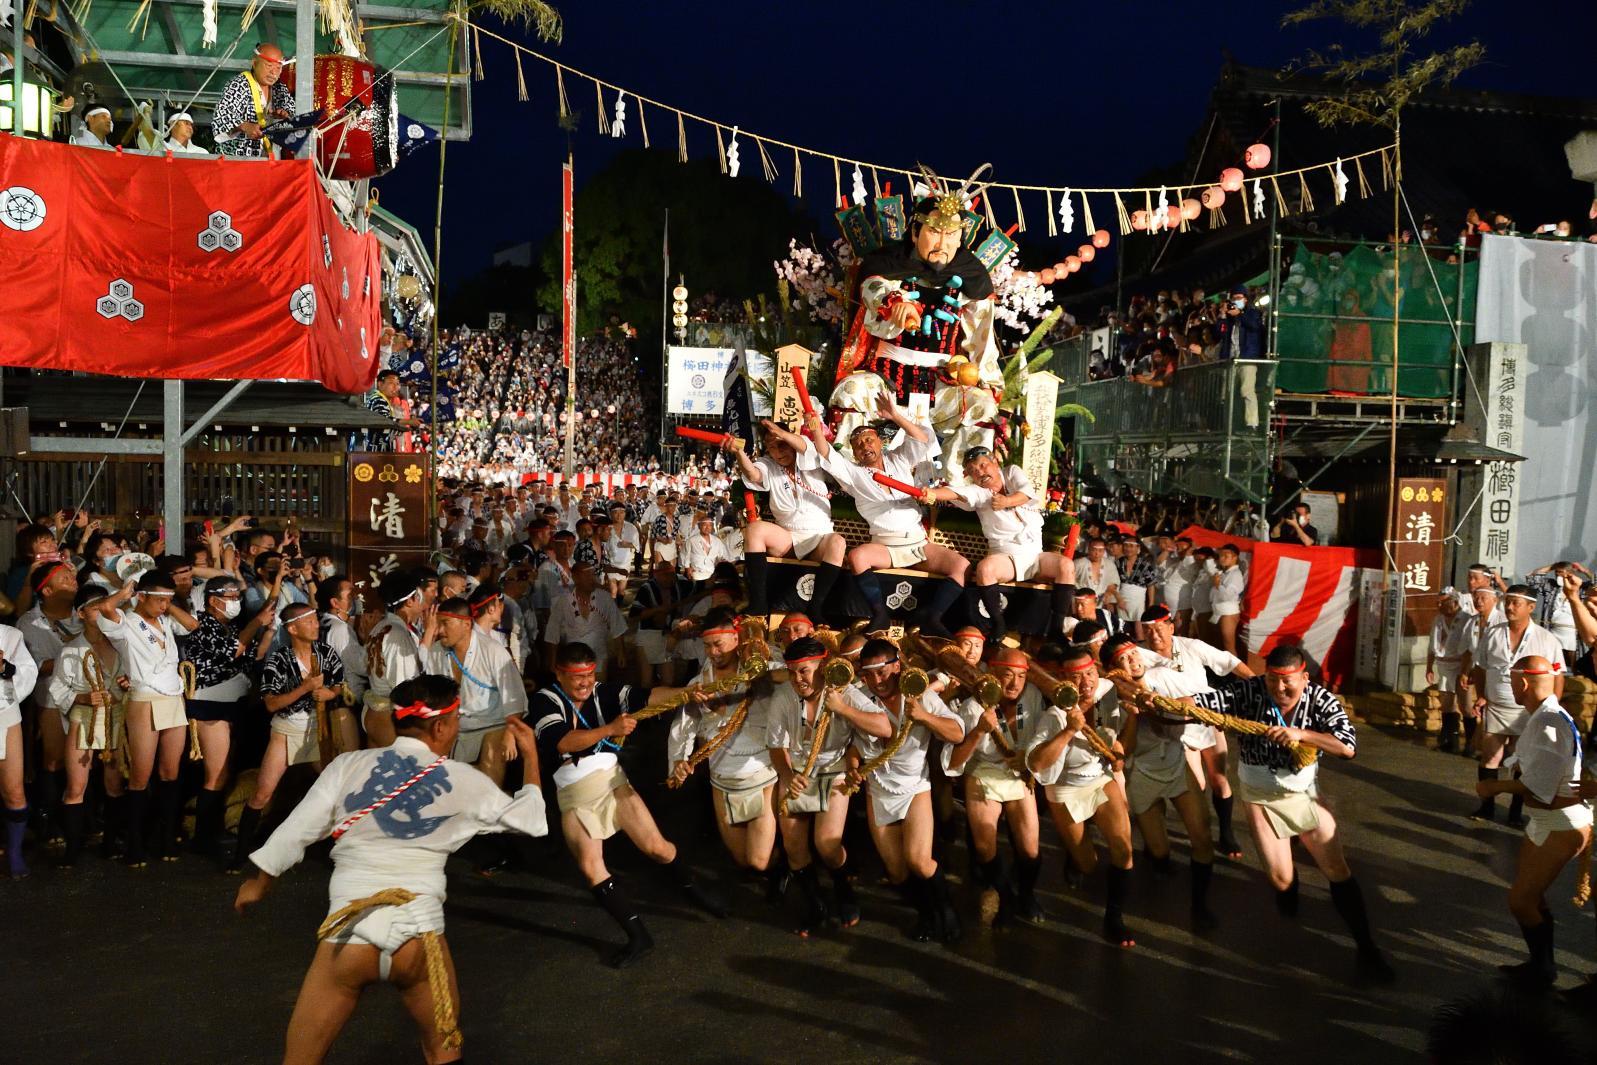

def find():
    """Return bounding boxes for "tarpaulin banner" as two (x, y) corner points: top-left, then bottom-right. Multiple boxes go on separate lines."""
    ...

(0, 136), (381, 393)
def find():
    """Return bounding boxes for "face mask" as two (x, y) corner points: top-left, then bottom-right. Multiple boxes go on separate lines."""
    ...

(103, 552), (123, 574)
(318, 564), (335, 580)
(1231, 299), (1246, 310)
(222, 600), (242, 620)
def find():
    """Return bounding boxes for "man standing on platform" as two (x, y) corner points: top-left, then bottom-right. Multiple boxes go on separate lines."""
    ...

(212, 43), (294, 159)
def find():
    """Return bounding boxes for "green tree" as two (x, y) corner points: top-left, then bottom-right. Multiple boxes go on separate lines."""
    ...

(536, 151), (809, 341)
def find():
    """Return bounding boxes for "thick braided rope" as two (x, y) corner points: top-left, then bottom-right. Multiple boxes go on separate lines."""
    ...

(1575, 825), (1593, 909)
(315, 889), (462, 1050)
(840, 708), (915, 797)
(777, 709), (833, 817)
(331, 756), (448, 839)
(668, 696), (753, 789)
(179, 661), (202, 760)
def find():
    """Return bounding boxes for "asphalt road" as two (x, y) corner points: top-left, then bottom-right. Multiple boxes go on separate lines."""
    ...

(11, 726), (1596, 1064)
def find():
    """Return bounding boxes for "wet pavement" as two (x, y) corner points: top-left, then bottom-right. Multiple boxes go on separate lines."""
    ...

(13, 726), (1596, 1064)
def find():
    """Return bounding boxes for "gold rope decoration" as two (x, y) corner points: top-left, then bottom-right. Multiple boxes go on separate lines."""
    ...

(83, 650), (110, 753)
(839, 669), (927, 797)
(1271, 175), (1290, 217)
(1573, 831), (1592, 908)
(792, 148), (803, 199)
(676, 111), (688, 163)
(594, 81), (609, 136)
(1026, 663), (1117, 762)
(870, 166), (881, 198)
(1011, 187), (1026, 234)
(832, 156), (842, 208)
(757, 137), (778, 183)
(1108, 671), (1317, 770)
(180, 661), (202, 761)
(472, 26), (485, 80)
(1080, 190), (1096, 238)
(638, 99), (651, 149)
(513, 48), (529, 102)
(776, 707), (832, 817)
(316, 889), (461, 1051)
(667, 695), (752, 788)
(1240, 183), (1253, 226)
(716, 124), (728, 175)
(1044, 189), (1056, 237)
(555, 66), (571, 120)
(1299, 172), (1316, 213)
(1114, 192), (1131, 236)
(1355, 155), (1371, 198)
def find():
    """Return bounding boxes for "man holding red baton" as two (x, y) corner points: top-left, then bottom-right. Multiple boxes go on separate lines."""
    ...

(804, 393), (968, 635)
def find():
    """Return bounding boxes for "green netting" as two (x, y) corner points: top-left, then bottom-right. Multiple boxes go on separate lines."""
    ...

(1273, 241), (1474, 398)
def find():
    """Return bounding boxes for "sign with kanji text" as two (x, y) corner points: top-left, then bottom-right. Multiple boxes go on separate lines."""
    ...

(348, 452), (431, 609)
(666, 346), (736, 415)
(771, 344), (813, 432)
(1394, 476), (1449, 636)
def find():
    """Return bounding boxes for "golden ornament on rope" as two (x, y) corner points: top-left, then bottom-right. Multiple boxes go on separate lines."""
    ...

(1108, 671), (1318, 770)
(838, 667), (929, 797)
(775, 657), (856, 817)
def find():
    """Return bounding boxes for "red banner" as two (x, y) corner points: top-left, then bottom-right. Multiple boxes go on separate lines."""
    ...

(561, 158), (574, 371)
(0, 136), (381, 393)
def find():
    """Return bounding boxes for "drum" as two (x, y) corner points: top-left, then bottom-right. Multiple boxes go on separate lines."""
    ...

(282, 55), (398, 180)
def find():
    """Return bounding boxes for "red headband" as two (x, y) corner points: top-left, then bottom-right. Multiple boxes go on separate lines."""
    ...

(1510, 666), (1561, 675)
(36, 561), (70, 589)
(436, 611), (473, 622)
(784, 653), (827, 665)
(469, 594), (501, 615)
(1062, 659), (1096, 674)
(1267, 665), (1308, 676)
(701, 626), (739, 637)
(393, 697), (460, 721)
(559, 662), (597, 675)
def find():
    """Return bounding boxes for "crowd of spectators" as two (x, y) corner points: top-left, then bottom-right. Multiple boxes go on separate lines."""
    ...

(392, 325), (653, 483)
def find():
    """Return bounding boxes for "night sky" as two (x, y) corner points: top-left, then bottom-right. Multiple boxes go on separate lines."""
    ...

(374, 0), (1594, 292)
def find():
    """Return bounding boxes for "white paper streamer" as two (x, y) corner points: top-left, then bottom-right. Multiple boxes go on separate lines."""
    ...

(611, 92), (627, 139)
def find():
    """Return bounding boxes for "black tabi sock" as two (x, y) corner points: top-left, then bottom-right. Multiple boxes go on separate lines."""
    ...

(919, 580), (965, 637)
(4, 805), (28, 876)
(592, 877), (653, 966)
(154, 779), (182, 857)
(1507, 793), (1525, 823)
(1105, 866), (1131, 916)
(810, 562), (844, 618)
(1329, 877), (1379, 952)
(1049, 583), (1077, 634)
(1212, 793), (1237, 846)
(60, 802), (87, 866)
(1016, 855), (1043, 899)
(1190, 859), (1214, 912)
(858, 574), (889, 629)
(744, 552), (770, 615)
(99, 795), (123, 858)
(975, 585), (1006, 641)
(231, 804), (264, 870)
(1475, 766), (1498, 815)
(666, 854), (728, 917)
(193, 789), (225, 854)
(1275, 874), (1300, 918)
(123, 789), (151, 865)
(828, 860), (857, 903)
(41, 768), (65, 837)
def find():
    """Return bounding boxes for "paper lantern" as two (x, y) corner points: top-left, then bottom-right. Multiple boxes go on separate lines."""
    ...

(1201, 186), (1225, 209)
(1220, 168), (1244, 192)
(1077, 244), (1095, 263)
(1065, 255), (1081, 273)
(1052, 262), (1068, 275)
(672, 284), (688, 300)
(1131, 210), (1149, 231)
(1180, 197), (1202, 221)
(1163, 205), (1183, 228)
(1039, 268), (1057, 284)
(1091, 229), (1111, 248)
(1244, 143), (1271, 169)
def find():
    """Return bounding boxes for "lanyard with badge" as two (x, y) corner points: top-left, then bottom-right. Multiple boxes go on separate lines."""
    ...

(556, 683), (618, 756)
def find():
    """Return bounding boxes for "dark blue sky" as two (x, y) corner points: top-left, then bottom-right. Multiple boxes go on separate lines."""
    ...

(375, 0), (1594, 288)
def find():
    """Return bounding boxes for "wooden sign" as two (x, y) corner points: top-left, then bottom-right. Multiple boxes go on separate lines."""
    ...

(348, 452), (432, 609)
(772, 344), (813, 432)
(1394, 476), (1448, 636)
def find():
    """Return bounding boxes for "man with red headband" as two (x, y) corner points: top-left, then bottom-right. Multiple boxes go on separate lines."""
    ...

(922, 447), (1077, 642)
(95, 572), (198, 866)
(17, 556), (80, 848)
(213, 42), (295, 158)
(765, 635), (891, 934)
(235, 674), (547, 1063)
(420, 597), (528, 786)
(1100, 633), (1219, 930)
(1026, 644), (1134, 947)
(847, 637), (966, 943)
(531, 641), (727, 968)
(1464, 583), (1565, 825)
(945, 645), (1047, 924)
(802, 396), (968, 636)
(724, 420), (848, 621)
(1475, 654), (1593, 991)
(665, 606), (780, 884)
(1192, 644), (1393, 983)
(1137, 603), (1253, 860)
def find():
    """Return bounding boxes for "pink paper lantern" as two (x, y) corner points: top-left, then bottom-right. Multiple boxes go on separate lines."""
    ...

(1039, 268), (1057, 284)
(1131, 210), (1149, 231)
(1091, 229), (1111, 248)
(1065, 255), (1081, 273)
(1163, 205), (1184, 227)
(1053, 261), (1068, 274)
(1244, 143), (1271, 169)
(1077, 244), (1096, 263)
(1180, 197), (1202, 221)
(1201, 186), (1225, 209)
(1220, 168), (1244, 192)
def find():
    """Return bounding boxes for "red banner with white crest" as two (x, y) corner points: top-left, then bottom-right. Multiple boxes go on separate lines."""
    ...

(0, 136), (381, 393)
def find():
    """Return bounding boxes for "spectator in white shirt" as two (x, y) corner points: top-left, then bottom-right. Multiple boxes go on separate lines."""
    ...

(73, 106), (114, 149)
(544, 561), (627, 678)
(164, 112), (209, 155)
(1, 621), (40, 878)
(1210, 544), (1246, 657)
(681, 513), (732, 586)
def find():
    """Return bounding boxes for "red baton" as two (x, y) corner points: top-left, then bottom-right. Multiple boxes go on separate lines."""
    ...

(744, 491), (759, 523)
(872, 471), (925, 501)
(675, 426), (730, 446)
(790, 366), (815, 416)
(1063, 522), (1081, 558)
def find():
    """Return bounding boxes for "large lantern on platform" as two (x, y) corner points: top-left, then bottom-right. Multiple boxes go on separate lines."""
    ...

(282, 55), (399, 180)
